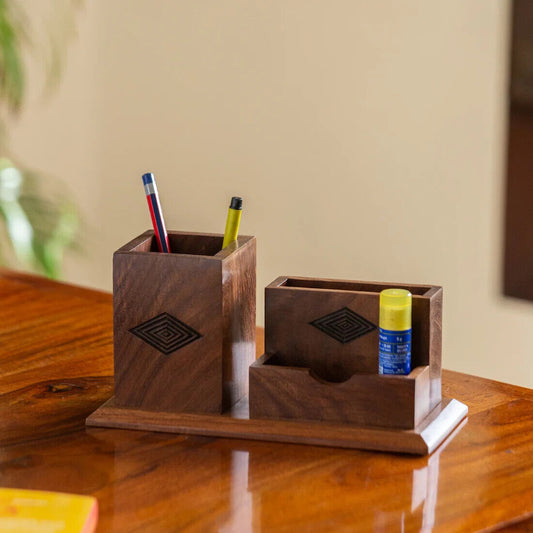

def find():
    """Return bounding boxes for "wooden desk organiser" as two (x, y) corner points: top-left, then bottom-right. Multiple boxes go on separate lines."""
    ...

(109, 230), (256, 414)
(88, 264), (467, 455)
(250, 277), (444, 429)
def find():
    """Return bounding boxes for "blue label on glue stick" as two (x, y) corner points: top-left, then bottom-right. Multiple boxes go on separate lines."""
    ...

(379, 328), (411, 375)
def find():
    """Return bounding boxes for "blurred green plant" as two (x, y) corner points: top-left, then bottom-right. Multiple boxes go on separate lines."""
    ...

(0, 0), (80, 278)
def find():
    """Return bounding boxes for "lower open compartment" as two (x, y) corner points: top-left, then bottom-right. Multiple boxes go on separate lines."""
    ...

(249, 353), (433, 430)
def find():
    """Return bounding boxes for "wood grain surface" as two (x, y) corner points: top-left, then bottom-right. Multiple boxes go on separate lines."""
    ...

(87, 396), (467, 456)
(220, 236), (256, 411)
(1, 270), (532, 532)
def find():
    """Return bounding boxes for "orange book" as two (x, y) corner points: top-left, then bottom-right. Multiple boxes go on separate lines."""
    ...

(0, 488), (97, 533)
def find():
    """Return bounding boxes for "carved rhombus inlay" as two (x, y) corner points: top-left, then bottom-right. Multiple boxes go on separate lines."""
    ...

(309, 307), (376, 344)
(129, 312), (201, 355)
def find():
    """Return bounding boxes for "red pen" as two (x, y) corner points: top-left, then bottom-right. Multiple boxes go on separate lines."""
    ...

(142, 172), (170, 253)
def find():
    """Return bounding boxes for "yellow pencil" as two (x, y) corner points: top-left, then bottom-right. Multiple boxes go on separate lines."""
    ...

(222, 196), (243, 249)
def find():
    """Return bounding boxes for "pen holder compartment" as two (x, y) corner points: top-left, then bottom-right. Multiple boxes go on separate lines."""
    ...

(113, 230), (256, 414)
(249, 276), (442, 429)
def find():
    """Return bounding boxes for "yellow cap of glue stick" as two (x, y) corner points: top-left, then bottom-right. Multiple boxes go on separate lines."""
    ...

(379, 288), (412, 331)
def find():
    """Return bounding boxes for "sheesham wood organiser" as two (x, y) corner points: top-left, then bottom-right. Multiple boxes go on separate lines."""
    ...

(87, 231), (468, 455)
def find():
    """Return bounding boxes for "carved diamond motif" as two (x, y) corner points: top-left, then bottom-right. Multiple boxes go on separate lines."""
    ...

(130, 313), (201, 355)
(309, 307), (376, 344)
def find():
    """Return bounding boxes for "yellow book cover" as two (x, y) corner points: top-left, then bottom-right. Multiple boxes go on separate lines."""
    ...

(0, 488), (98, 533)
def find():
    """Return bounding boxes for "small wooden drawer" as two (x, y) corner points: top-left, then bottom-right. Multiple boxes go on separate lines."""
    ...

(249, 354), (432, 429)
(113, 230), (256, 414)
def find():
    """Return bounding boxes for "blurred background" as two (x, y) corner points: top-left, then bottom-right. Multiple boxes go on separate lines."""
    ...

(2, 0), (532, 387)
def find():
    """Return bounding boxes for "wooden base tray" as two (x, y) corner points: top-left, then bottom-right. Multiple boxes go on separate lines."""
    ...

(86, 396), (468, 455)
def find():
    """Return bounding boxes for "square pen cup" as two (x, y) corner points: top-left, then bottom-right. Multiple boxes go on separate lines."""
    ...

(250, 276), (443, 430)
(113, 230), (256, 415)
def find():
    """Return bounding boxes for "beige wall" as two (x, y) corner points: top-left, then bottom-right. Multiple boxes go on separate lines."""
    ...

(9, 1), (533, 388)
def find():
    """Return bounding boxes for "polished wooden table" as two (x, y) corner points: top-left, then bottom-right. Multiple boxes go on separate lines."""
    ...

(1, 270), (532, 532)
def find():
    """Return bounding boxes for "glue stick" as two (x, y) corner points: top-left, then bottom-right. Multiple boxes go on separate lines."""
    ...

(379, 289), (412, 375)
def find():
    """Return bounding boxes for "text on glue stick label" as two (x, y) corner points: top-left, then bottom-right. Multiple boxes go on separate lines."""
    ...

(379, 328), (411, 375)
